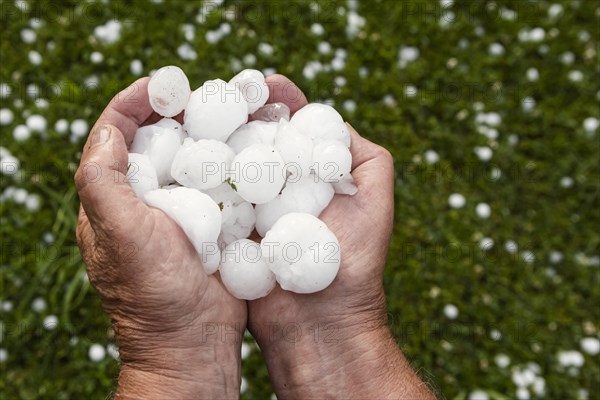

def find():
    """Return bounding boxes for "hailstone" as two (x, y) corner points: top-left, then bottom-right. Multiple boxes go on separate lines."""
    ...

(252, 102), (290, 122)
(290, 103), (350, 147)
(312, 139), (352, 182)
(255, 175), (334, 236)
(147, 66), (191, 117)
(171, 138), (235, 190)
(144, 187), (222, 274)
(274, 119), (313, 180)
(230, 143), (286, 204)
(331, 173), (358, 195)
(130, 119), (185, 185)
(219, 239), (276, 300)
(184, 79), (248, 142)
(226, 121), (277, 154)
(127, 153), (158, 199)
(261, 213), (341, 294)
(228, 69), (269, 114)
(205, 183), (256, 247)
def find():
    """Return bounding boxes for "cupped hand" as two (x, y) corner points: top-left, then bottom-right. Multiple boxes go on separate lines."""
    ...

(75, 78), (245, 398)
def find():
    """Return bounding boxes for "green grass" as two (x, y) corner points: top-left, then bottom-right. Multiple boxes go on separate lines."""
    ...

(1, 0), (599, 399)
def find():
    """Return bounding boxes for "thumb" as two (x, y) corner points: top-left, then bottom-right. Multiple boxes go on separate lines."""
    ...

(75, 124), (143, 239)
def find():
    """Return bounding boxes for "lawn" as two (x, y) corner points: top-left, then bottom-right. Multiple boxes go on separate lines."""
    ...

(0, 0), (599, 399)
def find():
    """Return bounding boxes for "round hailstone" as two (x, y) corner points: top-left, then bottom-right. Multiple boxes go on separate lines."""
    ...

(227, 121), (277, 154)
(70, 119), (89, 138)
(474, 146), (493, 161)
(312, 139), (352, 182)
(443, 304), (459, 319)
(130, 119), (185, 185)
(274, 119), (313, 180)
(206, 183), (256, 247)
(424, 149), (439, 164)
(255, 175), (334, 236)
(251, 103), (290, 122)
(171, 138), (235, 190)
(241, 342), (251, 360)
(261, 213), (341, 294)
(144, 187), (222, 274)
(331, 173), (358, 195)
(43, 315), (58, 330)
(13, 125), (31, 141)
(476, 202), (491, 218)
(54, 119), (69, 134)
(468, 390), (489, 400)
(583, 117), (599, 133)
(147, 66), (191, 117)
(88, 344), (106, 362)
(290, 103), (350, 147)
(31, 297), (47, 313)
(230, 144), (286, 204)
(229, 69), (269, 114)
(448, 193), (466, 208)
(184, 79), (248, 142)
(220, 239), (276, 300)
(26, 114), (47, 132)
(127, 153), (159, 199)
(0, 108), (14, 125)
(580, 337), (600, 355)
(494, 354), (511, 368)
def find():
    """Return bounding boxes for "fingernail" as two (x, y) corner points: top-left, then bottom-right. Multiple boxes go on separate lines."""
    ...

(91, 126), (111, 147)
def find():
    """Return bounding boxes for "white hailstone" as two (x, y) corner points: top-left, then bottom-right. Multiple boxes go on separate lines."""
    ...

(90, 51), (103, 64)
(54, 119), (68, 133)
(171, 138), (234, 190)
(13, 188), (28, 203)
(13, 125), (31, 141)
(106, 343), (119, 359)
(20, 28), (36, 43)
(318, 41), (332, 55)
(131, 119), (185, 185)
(241, 342), (251, 359)
(43, 232), (55, 243)
(516, 388), (530, 400)
(240, 377), (248, 394)
(36, 98), (49, 109)
(505, 240), (518, 254)
(1, 300), (13, 311)
(145, 187), (222, 274)
(494, 353), (510, 368)
(490, 329), (502, 340)
(0, 108), (13, 125)
(448, 193), (466, 209)
(220, 239), (276, 300)
(334, 76), (347, 87)
(255, 175), (334, 237)
(88, 343), (106, 362)
(512, 368), (536, 387)
(424, 150), (439, 164)
(522, 97), (536, 112)
(522, 250), (535, 263)
(127, 153), (159, 199)
(548, 4), (563, 18)
(558, 350), (585, 367)
(177, 43), (197, 60)
(331, 57), (346, 71)
(148, 66), (191, 117)
(443, 304), (459, 319)
(488, 43), (505, 56)
(343, 100), (357, 113)
(28, 50), (42, 65)
(31, 297), (47, 313)
(230, 144), (286, 204)
(532, 377), (545, 396)
(0, 154), (20, 175)
(70, 119), (89, 138)
(312, 139), (352, 182)
(252, 103), (290, 123)
(468, 390), (489, 400)
(529, 28), (545, 42)
(398, 46), (420, 67)
(404, 85), (417, 97)
(560, 176), (574, 188)
(291, 103), (350, 147)
(43, 315), (58, 330)
(274, 119), (313, 180)
(130, 59), (143, 75)
(580, 337), (600, 355)
(568, 70), (583, 82)
(0, 83), (11, 98)
(303, 61), (323, 80)
(332, 173), (358, 195)
(346, 11), (365, 37)
(229, 69), (269, 114)
(25, 194), (40, 211)
(0, 348), (6, 363)
(476, 202), (491, 218)
(474, 146), (493, 161)
(262, 213), (340, 294)
(26, 114), (47, 132)
(205, 183), (255, 247)
(583, 117), (599, 133)
(227, 121), (277, 154)
(94, 20), (122, 44)
(243, 54), (257, 66)
(526, 68), (539, 82)
(184, 79), (248, 142)
(560, 52), (575, 65)
(549, 250), (563, 263)
(258, 43), (274, 56)
(383, 94), (396, 107)
(311, 23), (324, 35)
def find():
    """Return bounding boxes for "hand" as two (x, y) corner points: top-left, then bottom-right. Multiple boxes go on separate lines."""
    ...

(75, 78), (245, 399)
(248, 75), (435, 399)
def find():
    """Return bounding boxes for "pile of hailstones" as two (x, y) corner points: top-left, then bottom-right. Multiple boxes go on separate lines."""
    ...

(128, 66), (356, 300)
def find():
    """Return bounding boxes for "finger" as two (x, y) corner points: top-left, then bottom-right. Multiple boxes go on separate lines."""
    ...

(95, 77), (154, 146)
(74, 124), (144, 239)
(265, 74), (308, 115)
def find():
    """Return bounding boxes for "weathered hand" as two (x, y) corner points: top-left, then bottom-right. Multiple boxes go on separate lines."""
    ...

(248, 75), (435, 399)
(75, 78), (245, 399)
